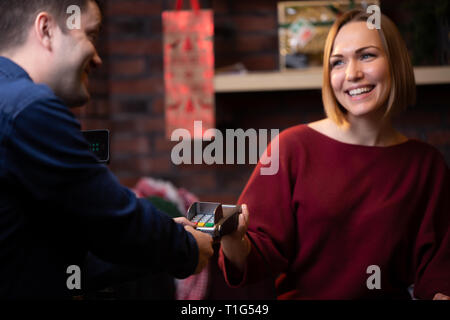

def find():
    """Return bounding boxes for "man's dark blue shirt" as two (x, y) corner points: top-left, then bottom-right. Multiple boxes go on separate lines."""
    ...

(0, 57), (198, 298)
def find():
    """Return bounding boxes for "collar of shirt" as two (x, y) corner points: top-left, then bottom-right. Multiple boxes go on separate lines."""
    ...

(0, 56), (31, 81)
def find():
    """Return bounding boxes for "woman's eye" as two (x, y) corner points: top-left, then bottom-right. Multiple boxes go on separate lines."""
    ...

(361, 53), (375, 60)
(331, 60), (343, 68)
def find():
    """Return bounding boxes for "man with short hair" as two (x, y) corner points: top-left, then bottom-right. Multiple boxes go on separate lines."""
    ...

(0, 0), (213, 298)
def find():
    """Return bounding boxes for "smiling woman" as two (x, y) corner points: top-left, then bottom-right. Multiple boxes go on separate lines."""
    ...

(219, 9), (450, 300)
(321, 10), (415, 138)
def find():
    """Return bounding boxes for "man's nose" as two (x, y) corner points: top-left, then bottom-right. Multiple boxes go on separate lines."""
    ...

(91, 51), (103, 69)
(345, 60), (363, 81)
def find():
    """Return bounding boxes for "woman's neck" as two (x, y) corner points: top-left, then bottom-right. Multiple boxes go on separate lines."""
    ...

(334, 111), (407, 147)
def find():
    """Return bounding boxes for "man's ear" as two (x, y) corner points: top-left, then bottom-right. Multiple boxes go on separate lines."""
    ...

(34, 12), (58, 51)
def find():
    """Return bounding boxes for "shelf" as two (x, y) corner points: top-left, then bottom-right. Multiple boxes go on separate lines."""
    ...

(214, 66), (450, 93)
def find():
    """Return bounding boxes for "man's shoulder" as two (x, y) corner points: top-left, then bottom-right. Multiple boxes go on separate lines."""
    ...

(0, 76), (61, 119)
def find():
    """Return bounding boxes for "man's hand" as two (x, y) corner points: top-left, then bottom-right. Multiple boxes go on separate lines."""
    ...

(433, 293), (450, 300)
(173, 216), (196, 228)
(184, 225), (214, 274)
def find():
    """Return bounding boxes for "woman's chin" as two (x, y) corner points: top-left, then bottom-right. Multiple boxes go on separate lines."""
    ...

(345, 104), (388, 121)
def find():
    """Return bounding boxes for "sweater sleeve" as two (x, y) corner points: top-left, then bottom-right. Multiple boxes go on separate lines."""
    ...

(6, 95), (198, 279)
(413, 155), (450, 299)
(219, 129), (300, 286)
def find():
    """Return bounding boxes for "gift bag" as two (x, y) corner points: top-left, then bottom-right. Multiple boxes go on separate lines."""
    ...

(163, 0), (215, 139)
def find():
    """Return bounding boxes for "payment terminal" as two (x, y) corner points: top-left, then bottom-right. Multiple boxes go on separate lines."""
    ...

(187, 202), (241, 241)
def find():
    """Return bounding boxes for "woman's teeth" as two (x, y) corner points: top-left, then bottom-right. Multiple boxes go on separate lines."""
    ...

(348, 86), (374, 96)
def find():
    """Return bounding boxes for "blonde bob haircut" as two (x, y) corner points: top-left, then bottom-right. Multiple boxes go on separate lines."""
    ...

(322, 9), (416, 126)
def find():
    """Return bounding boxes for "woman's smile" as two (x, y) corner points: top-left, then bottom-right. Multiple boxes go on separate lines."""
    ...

(345, 84), (376, 100)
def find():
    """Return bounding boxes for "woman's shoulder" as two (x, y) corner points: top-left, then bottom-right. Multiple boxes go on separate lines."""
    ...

(274, 119), (345, 155)
(407, 138), (449, 169)
(278, 119), (341, 149)
(277, 122), (321, 143)
(275, 120), (448, 166)
(271, 123), (319, 156)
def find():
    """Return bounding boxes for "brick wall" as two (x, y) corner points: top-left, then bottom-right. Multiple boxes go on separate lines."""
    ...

(76, 0), (450, 207)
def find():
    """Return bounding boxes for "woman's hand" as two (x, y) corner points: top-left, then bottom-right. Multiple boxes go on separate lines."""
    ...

(220, 204), (251, 272)
(433, 293), (450, 300)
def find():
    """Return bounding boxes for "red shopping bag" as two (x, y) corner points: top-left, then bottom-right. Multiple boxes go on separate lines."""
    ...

(163, 0), (215, 139)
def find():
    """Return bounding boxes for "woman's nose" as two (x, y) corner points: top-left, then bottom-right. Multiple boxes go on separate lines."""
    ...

(345, 60), (363, 81)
